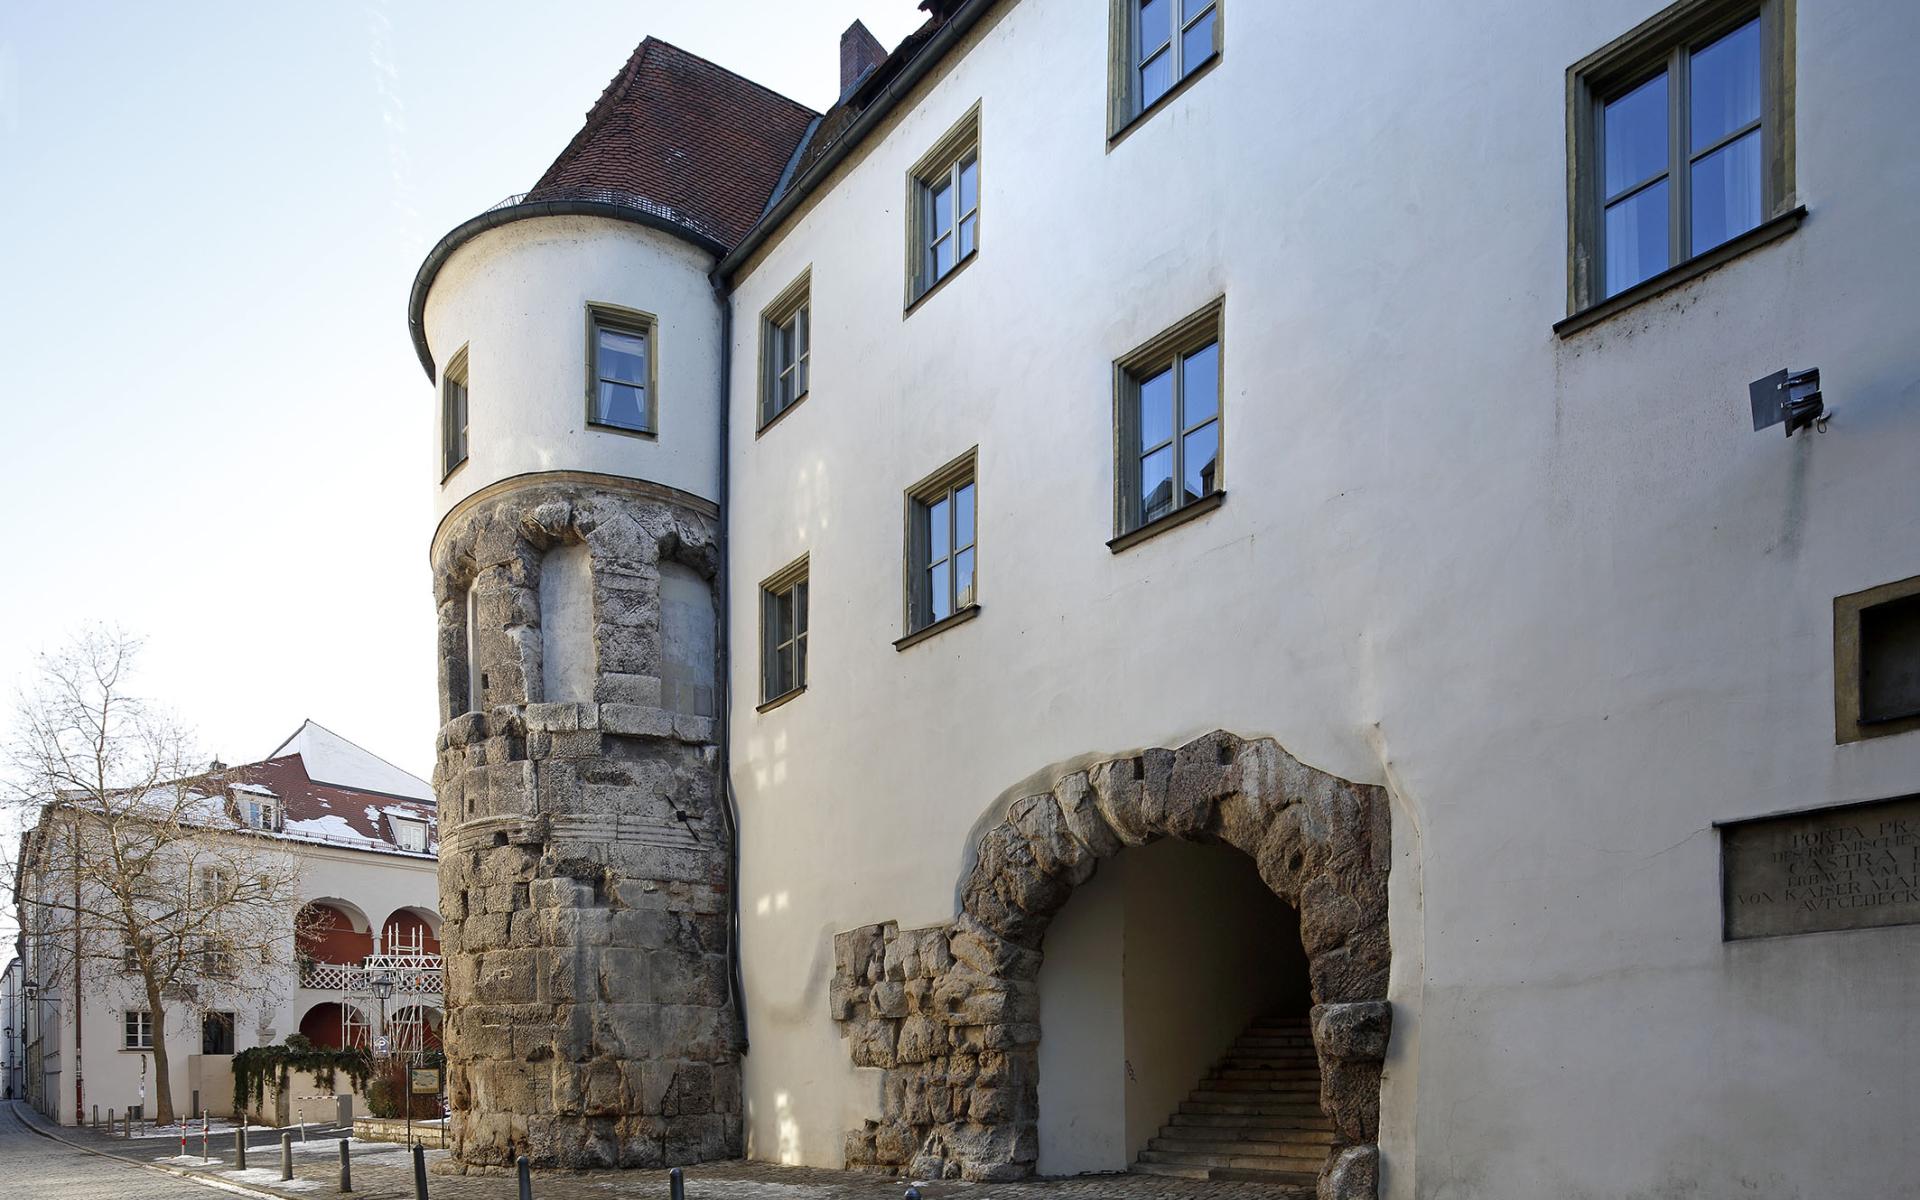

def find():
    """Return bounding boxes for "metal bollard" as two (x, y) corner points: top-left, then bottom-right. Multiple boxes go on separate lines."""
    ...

(411, 1140), (429, 1199)
(107, 1107), (114, 1133)
(281, 1131), (295, 1181)
(670, 1166), (685, 1200)
(202, 1112), (210, 1162)
(180, 1127), (188, 1158)
(516, 1154), (531, 1200)
(123, 1111), (131, 1139)
(92, 1104), (99, 1129)
(339, 1138), (353, 1193)
(905, 1189), (922, 1200)
(236, 1119), (248, 1170)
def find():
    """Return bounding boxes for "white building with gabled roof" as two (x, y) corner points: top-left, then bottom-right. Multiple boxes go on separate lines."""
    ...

(13, 721), (443, 1125)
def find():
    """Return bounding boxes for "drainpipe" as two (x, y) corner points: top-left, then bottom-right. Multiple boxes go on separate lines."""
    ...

(708, 264), (748, 1053)
(71, 813), (83, 1126)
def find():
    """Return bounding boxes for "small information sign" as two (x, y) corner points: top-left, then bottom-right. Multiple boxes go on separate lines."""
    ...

(1722, 793), (1920, 939)
(410, 1068), (443, 1096)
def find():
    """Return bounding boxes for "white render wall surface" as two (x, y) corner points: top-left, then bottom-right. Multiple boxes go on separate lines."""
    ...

(30, 843), (439, 1125)
(423, 215), (723, 524)
(722, 0), (1920, 1195)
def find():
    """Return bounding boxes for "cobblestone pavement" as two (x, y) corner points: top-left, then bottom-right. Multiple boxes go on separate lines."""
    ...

(2, 1101), (234, 1199)
(11, 1104), (1311, 1200)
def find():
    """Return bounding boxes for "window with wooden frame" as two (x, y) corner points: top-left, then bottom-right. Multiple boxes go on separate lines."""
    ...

(759, 557), (809, 708)
(1565, 0), (1796, 320)
(390, 815), (428, 853)
(901, 450), (978, 645)
(1110, 0), (1220, 137)
(760, 271), (811, 429)
(1113, 300), (1224, 547)
(202, 1011), (236, 1055)
(440, 345), (469, 479)
(906, 105), (981, 307)
(586, 304), (656, 434)
(123, 1009), (154, 1050)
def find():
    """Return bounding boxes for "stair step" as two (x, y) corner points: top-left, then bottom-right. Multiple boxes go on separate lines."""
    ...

(1203, 1082), (1323, 1096)
(1149, 1136), (1330, 1158)
(1218, 1057), (1321, 1070)
(1182, 1099), (1327, 1117)
(1130, 1162), (1321, 1185)
(1139, 1149), (1328, 1171)
(1233, 1037), (1316, 1049)
(1161, 1123), (1335, 1144)
(1169, 1113), (1334, 1133)
(1129, 1162), (1212, 1181)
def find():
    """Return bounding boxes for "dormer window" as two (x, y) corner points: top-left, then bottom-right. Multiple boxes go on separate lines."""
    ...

(242, 798), (279, 832)
(390, 816), (428, 853)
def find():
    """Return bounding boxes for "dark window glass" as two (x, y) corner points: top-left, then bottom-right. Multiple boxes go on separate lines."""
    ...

(591, 321), (650, 432)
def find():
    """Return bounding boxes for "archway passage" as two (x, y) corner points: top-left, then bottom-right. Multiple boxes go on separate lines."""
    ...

(831, 732), (1391, 1199)
(298, 1002), (367, 1050)
(299, 900), (373, 965)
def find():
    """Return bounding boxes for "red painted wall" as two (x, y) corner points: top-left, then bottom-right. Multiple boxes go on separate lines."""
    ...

(381, 911), (441, 956)
(300, 903), (372, 965)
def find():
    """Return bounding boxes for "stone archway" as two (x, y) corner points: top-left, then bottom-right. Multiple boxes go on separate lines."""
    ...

(830, 731), (1391, 1200)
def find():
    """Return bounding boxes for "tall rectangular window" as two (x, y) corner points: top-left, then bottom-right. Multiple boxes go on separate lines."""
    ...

(1114, 300), (1224, 542)
(1568, 0), (1794, 313)
(906, 106), (981, 307)
(1111, 0), (1220, 135)
(441, 345), (469, 478)
(202, 1012), (236, 1056)
(760, 272), (811, 428)
(760, 558), (809, 706)
(124, 1009), (154, 1050)
(904, 451), (978, 639)
(586, 305), (655, 434)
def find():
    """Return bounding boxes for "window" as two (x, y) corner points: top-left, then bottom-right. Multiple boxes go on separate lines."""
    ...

(760, 272), (811, 429)
(586, 305), (655, 434)
(759, 557), (809, 707)
(440, 345), (469, 478)
(390, 816), (428, 853)
(196, 865), (235, 901)
(241, 799), (277, 832)
(202, 1012), (236, 1056)
(1113, 299), (1224, 544)
(123, 1009), (154, 1050)
(906, 105), (980, 306)
(902, 451), (979, 642)
(121, 941), (143, 972)
(1567, 0), (1795, 316)
(1836, 576), (1920, 744)
(1111, 0), (1220, 135)
(200, 939), (235, 977)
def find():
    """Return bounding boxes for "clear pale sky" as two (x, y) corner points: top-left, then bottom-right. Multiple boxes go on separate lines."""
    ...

(0, 1), (927, 787)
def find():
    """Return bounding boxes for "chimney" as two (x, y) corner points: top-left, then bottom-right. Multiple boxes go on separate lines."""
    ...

(840, 20), (888, 94)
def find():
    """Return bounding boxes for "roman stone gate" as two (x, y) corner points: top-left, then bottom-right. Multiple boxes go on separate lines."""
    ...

(831, 731), (1392, 1199)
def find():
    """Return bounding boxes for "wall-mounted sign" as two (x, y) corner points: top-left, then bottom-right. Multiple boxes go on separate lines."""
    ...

(410, 1068), (443, 1096)
(1721, 793), (1920, 940)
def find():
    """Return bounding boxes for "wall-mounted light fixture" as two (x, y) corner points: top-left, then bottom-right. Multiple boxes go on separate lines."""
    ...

(1750, 367), (1827, 437)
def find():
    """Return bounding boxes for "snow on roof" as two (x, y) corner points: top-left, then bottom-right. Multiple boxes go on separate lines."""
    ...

(268, 720), (432, 802)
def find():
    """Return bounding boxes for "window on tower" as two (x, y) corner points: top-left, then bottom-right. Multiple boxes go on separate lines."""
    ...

(586, 304), (656, 435)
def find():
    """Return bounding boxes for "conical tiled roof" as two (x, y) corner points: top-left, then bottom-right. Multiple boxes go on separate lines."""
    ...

(528, 37), (819, 248)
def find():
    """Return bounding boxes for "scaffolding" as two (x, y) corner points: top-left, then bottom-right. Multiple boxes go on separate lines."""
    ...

(328, 926), (443, 1063)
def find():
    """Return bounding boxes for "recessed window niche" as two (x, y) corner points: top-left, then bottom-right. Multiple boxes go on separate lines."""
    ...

(540, 542), (597, 704)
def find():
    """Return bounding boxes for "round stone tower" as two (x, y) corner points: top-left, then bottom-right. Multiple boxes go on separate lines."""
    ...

(413, 200), (737, 1169)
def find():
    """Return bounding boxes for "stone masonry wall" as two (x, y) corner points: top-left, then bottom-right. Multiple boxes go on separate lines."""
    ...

(829, 732), (1392, 1200)
(431, 478), (738, 1170)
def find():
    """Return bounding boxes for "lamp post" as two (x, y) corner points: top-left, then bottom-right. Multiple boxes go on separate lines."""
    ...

(3, 1025), (12, 1101)
(369, 972), (394, 1055)
(21, 980), (39, 1110)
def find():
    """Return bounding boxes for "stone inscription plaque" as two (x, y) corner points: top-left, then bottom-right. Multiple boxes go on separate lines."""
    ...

(1723, 793), (1920, 940)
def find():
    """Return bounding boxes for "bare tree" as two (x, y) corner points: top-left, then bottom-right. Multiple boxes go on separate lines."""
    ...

(3, 629), (307, 1125)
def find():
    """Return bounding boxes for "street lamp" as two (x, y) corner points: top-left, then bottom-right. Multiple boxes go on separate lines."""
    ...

(369, 972), (394, 1057)
(21, 980), (39, 1107)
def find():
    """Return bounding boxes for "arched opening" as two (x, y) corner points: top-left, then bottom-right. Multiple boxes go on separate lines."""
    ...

(659, 560), (717, 716)
(539, 541), (596, 703)
(379, 907), (442, 957)
(297, 1001), (367, 1051)
(832, 731), (1391, 1197)
(298, 900), (373, 978)
(1036, 839), (1317, 1179)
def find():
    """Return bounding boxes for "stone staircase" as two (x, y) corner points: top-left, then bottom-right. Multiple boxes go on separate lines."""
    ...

(1130, 1014), (1332, 1185)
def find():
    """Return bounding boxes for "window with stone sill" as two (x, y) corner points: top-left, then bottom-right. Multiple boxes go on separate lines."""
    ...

(441, 344), (469, 478)
(905, 451), (978, 637)
(1110, 0), (1220, 137)
(760, 557), (809, 705)
(1115, 300), (1224, 537)
(761, 271), (811, 428)
(907, 106), (981, 307)
(1568, 0), (1794, 313)
(586, 304), (655, 434)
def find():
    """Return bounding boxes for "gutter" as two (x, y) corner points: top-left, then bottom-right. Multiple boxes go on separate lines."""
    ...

(407, 199), (728, 382)
(716, 0), (993, 283)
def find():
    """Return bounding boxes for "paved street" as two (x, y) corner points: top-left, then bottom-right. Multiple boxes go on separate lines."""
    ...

(7, 1101), (1311, 1200)
(2, 1102), (232, 1199)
